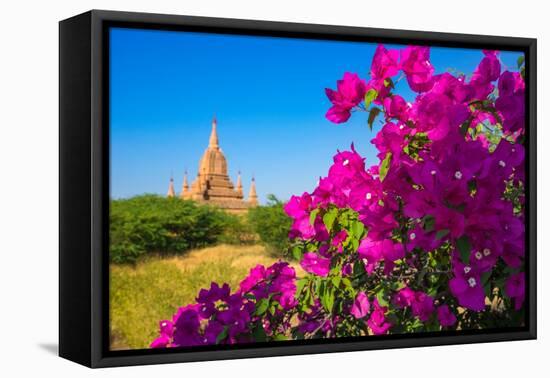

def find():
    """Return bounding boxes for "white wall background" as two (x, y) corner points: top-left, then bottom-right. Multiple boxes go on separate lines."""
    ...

(0, 0), (546, 376)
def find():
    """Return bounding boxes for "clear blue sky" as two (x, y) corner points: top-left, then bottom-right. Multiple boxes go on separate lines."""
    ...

(110, 27), (522, 203)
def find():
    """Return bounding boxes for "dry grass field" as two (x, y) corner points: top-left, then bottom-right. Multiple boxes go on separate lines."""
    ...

(109, 244), (302, 350)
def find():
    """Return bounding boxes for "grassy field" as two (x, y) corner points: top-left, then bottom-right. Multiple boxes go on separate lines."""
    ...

(109, 244), (301, 350)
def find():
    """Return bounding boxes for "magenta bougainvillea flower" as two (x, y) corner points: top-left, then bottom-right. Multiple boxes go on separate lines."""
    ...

(437, 305), (457, 327)
(400, 45), (435, 92)
(150, 319), (174, 348)
(357, 237), (404, 274)
(496, 71), (525, 134)
(411, 292), (435, 322)
(300, 252), (331, 277)
(393, 287), (416, 308)
(412, 91), (469, 141)
(383, 95), (410, 122)
(325, 72), (367, 123)
(469, 50), (501, 100)
(371, 45), (400, 81)
(332, 230), (348, 252)
(449, 262), (485, 312)
(350, 291), (371, 319)
(152, 44), (525, 348)
(285, 192), (316, 239)
(150, 334), (170, 348)
(392, 287), (435, 322)
(197, 282), (230, 304)
(367, 299), (392, 335)
(173, 307), (202, 346)
(239, 264), (267, 294)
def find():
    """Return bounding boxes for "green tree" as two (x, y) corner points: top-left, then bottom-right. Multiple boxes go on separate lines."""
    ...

(247, 194), (293, 258)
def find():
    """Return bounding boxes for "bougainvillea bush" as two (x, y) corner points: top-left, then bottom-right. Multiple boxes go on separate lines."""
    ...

(151, 44), (526, 348)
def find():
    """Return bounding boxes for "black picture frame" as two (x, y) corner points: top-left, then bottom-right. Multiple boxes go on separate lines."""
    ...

(59, 9), (537, 368)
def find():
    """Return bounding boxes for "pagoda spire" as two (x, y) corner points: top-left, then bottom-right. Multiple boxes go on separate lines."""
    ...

(236, 171), (243, 197)
(248, 176), (258, 206)
(209, 115), (219, 149)
(180, 170), (189, 198)
(167, 174), (175, 198)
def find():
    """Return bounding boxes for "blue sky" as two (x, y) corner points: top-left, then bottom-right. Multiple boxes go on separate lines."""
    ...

(110, 27), (522, 203)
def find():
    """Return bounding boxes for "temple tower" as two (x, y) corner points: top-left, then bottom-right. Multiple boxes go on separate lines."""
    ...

(179, 170), (189, 198)
(236, 171), (243, 197)
(248, 176), (258, 206)
(167, 175), (175, 198)
(176, 116), (258, 213)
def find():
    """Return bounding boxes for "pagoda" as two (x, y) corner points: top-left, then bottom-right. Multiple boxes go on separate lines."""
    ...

(167, 117), (258, 214)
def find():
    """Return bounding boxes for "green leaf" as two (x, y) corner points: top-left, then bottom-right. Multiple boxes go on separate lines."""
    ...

(322, 208), (338, 232)
(391, 281), (406, 291)
(459, 120), (471, 136)
(351, 220), (365, 240)
(364, 88), (378, 109)
(216, 326), (229, 344)
(295, 278), (307, 297)
(316, 279), (325, 297)
(255, 298), (270, 316)
(481, 271), (492, 287)
(352, 260), (364, 277)
(379, 152), (392, 182)
(350, 238), (359, 252)
(252, 324), (267, 342)
(268, 302), (278, 316)
(376, 289), (389, 307)
(272, 333), (288, 341)
(291, 245), (303, 261)
(456, 235), (471, 265)
(309, 208), (320, 226)
(322, 287), (335, 313)
(427, 286), (438, 297)
(367, 107), (382, 131)
(423, 215), (435, 232)
(384, 78), (395, 88)
(435, 229), (450, 240)
(517, 55), (525, 69)
(331, 276), (342, 288)
(342, 277), (353, 290)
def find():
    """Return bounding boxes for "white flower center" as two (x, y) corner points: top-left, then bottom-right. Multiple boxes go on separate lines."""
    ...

(366, 192), (372, 200)
(512, 148), (516, 152)
(343, 159), (349, 166)
(410, 232), (416, 240)
(475, 251), (483, 260)
(454, 171), (463, 179)
(463, 266), (471, 274)
(161, 322), (167, 327)
(430, 170), (437, 175)
(483, 248), (491, 256)
(468, 277), (477, 288)
(399, 124), (405, 130)
(312, 260), (317, 264)
(499, 160), (506, 167)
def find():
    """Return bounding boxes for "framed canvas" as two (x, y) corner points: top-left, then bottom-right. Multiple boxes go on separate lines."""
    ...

(59, 10), (537, 368)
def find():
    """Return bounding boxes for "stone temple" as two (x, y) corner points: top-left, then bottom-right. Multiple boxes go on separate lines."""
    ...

(167, 117), (258, 214)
